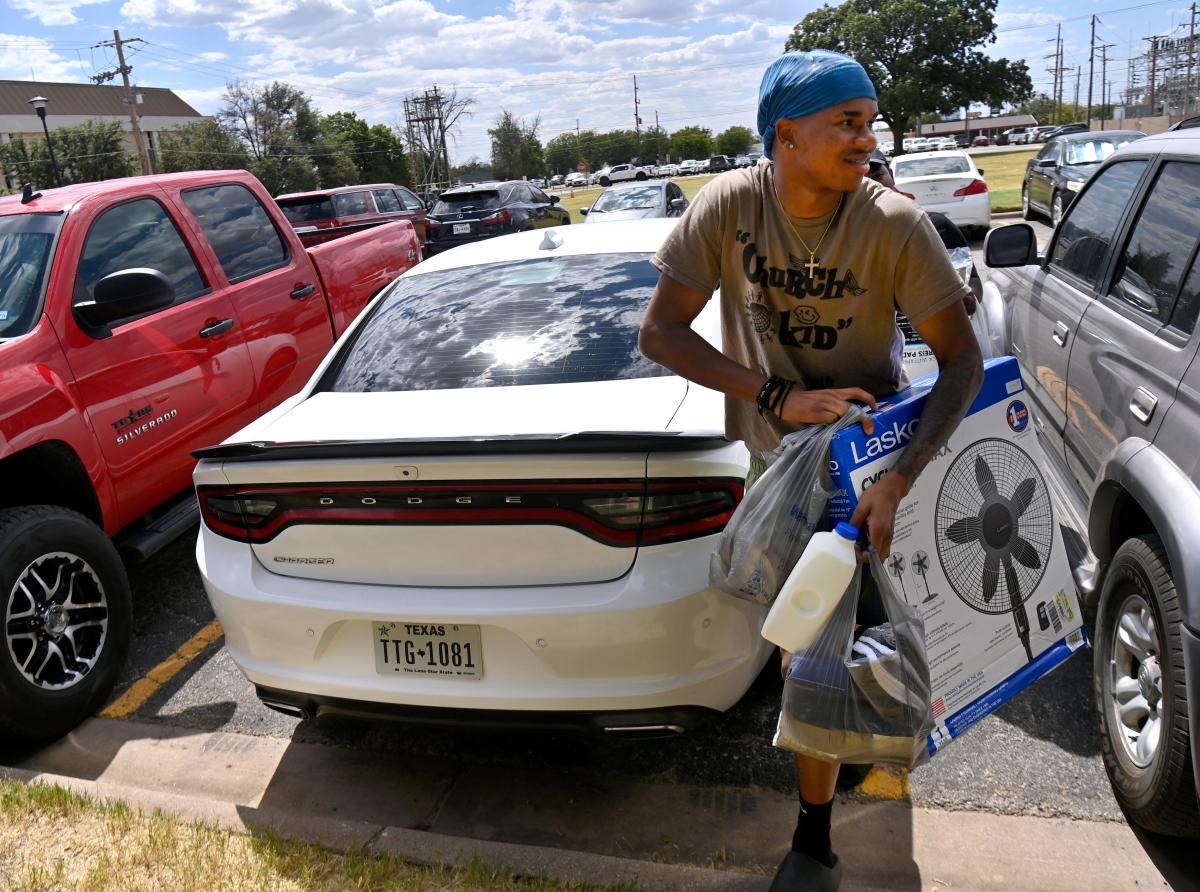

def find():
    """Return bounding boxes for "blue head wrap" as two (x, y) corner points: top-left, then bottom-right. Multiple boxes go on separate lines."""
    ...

(757, 50), (877, 160)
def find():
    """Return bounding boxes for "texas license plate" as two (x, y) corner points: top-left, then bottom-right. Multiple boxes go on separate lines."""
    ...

(372, 621), (483, 680)
(452, 223), (471, 235)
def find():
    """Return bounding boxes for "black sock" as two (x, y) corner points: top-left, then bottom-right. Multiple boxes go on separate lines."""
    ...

(791, 794), (835, 868)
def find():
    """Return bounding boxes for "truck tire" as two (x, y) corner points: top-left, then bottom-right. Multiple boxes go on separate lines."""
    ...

(635, 171), (647, 181)
(1094, 534), (1199, 837)
(599, 177), (611, 187)
(0, 506), (132, 742)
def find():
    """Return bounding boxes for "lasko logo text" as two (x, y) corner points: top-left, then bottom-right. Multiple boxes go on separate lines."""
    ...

(849, 418), (920, 465)
(1006, 400), (1030, 432)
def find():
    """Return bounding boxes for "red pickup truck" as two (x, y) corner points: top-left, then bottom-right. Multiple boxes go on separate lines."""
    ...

(0, 170), (419, 741)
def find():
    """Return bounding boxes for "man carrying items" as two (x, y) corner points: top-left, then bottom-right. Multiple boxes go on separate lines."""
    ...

(639, 50), (983, 891)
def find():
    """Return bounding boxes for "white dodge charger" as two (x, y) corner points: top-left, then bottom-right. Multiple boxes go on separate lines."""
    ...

(194, 220), (773, 736)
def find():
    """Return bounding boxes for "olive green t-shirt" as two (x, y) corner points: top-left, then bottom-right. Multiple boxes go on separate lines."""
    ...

(651, 162), (970, 454)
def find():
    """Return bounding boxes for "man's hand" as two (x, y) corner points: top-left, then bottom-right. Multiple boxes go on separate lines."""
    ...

(849, 470), (910, 557)
(779, 387), (878, 434)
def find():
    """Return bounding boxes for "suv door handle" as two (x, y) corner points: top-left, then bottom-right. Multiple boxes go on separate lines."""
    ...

(290, 283), (316, 300)
(1129, 387), (1159, 424)
(1051, 320), (1070, 347)
(199, 318), (234, 338)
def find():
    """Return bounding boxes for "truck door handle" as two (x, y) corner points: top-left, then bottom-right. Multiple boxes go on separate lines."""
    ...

(1129, 387), (1158, 424)
(1051, 321), (1069, 347)
(290, 283), (316, 300)
(199, 318), (234, 338)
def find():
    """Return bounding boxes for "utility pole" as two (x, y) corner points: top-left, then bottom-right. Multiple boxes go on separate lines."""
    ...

(1148, 37), (1159, 117)
(1100, 44), (1116, 129)
(632, 75), (642, 160)
(1087, 15), (1098, 126)
(1074, 66), (1082, 115)
(91, 30), (152, 175)
(1188, 3), (1198, 117)
(1046, 25), (1064, 124)
(654, 109), (662, 164)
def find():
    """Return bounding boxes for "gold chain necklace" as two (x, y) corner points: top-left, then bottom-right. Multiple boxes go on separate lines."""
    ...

(770, 178), (844, 277)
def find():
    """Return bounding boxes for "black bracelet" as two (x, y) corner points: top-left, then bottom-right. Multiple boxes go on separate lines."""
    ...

(756, 375), (785, 416)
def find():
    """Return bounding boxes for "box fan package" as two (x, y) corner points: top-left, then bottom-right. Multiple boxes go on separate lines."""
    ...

(827, 356), (1088, 756)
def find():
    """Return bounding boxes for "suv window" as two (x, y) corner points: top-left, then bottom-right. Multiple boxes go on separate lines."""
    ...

(373, 189), (402, 213)
(1050, 160), (1148, 289)
(182, 184), (289, 284)
(332, 191), (371, 216)
(277, 195), (334, 225)
(529, 186), (550, 203)
(1110, 162), (1200, 325)
(74, 198), (207, 310)
(321, 253), (671, 392)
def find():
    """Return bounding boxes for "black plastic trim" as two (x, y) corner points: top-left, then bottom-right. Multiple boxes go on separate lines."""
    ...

(193, 431), (730, 462)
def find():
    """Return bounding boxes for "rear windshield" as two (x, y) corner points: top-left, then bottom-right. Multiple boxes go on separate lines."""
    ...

(432, 191), (500, 215)
(893, 156), (971, 177)
(278, 196), (334, 225)
(1064, 137), (1138, 166)
(0, 213), (62, 338)
(320, 252), (670, 392)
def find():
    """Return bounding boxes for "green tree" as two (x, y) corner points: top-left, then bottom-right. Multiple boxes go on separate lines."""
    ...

(158, 119), (249, 172)
(591, 129), (640, 166)
(0, 120), (136, 188)
(544, 132), (581, 176)
(488, 111), (544, 179)
(786, 0), (1031, 155)
(716, 125), (756, 156)
(670, 126), (713, 161)
(321, 111), (410, 185)
(450, 156), (493, 184)
(642, 125), (669, 163)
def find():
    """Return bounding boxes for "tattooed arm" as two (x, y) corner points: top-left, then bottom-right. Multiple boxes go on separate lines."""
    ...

(850, 300), (983, 555)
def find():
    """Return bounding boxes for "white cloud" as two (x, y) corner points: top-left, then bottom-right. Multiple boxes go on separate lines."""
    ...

(0, 34), (84, 81)
(6, 0), (108, 26)
(196, 51), (228, 62)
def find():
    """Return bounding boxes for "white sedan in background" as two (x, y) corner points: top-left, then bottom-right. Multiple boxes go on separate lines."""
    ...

(194, 220), (772, 736)
(891, 149), (992, 232)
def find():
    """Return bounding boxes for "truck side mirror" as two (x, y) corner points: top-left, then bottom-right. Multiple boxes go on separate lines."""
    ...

(984, 224), (1038, 268)
(75, 268), (176, 330)
(549, 195), (560, 204)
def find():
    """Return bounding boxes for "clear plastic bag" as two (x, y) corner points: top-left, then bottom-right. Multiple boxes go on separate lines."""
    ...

(709, 407), (866, 605)
(773, 551), (934, 767)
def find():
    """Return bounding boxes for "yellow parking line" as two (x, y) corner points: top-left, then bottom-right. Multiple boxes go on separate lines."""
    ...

(857, 765), (910, 800)
(101, 619), (224, 719)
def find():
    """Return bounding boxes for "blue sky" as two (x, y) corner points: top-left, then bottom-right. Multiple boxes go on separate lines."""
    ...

(2, 1), (1195, 163)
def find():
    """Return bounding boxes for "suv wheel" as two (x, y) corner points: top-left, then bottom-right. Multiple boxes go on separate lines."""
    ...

(599, 177), (611, 187)
(1052, 192), (1066, 228)
(1021, 184), (1034, 221)
(1095, 534), (1199, 837)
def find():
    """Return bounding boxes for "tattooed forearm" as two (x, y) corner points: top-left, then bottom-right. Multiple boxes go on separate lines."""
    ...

(892, 348), (984, 488)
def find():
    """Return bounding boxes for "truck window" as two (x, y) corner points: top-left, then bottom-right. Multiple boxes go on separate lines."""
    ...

(182, 184), (289, 285)
(372, 189), (402, 213)
(1110, 162), (1200, 324)
(1050, 160), (1147, 289)
(74, 198), (207, 311)
(332, 191), (371, 217)
(0, 213), (61, 338)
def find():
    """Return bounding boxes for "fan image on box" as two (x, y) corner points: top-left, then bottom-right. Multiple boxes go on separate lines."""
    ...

(886, 552), (911, 605)
(934, 438), (1054, 662)
(912, 550), (939, 603)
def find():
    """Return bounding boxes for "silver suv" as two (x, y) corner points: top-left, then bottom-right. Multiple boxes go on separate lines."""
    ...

(982, 129), (1200, 838)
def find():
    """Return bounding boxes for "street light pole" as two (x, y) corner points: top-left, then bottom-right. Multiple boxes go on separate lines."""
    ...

(27, 96), (62, 188)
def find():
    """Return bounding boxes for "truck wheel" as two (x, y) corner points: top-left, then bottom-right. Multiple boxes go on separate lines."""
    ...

(1021, 184), (1034, 221)
(1094, 534), (1199, 837)
(1052, 192), (1066, 228)
(0, 506), (131, 742)
(599, 177), (611, 187)
(635, 171), (647, 181)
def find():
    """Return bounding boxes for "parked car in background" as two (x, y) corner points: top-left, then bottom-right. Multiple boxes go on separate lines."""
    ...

(580, 181), (689, 222)
(734, 155), (751, 168)
(595, 164), (649, 186)
(706, 155), (734, 173)
(1004, 126), (1032, 145)
(277, 183), (429, 253)
(972, 134), (992, 147)
(1030, 125), (1059, 142)
(193, 218), (774, 737)
(982, 128), (1200, 838)
(678, 159), (700, 175)
(1022, 130), (1145, 227)
(1044, 123), (1090, 139)
(425, 180), (569, 254)
(0, 169), (418, 742)
(891, 149), (991, 232)
(549, 174), (565, 187)
(655, 162), (680, 177)
(564, 172), (587, 187)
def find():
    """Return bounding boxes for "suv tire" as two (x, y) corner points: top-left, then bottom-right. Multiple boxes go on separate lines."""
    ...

(1094, 534), (1199, 837)
(0, 506), (132, 742)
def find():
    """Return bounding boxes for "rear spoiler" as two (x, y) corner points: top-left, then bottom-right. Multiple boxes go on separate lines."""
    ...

(193, 431), (731, 463)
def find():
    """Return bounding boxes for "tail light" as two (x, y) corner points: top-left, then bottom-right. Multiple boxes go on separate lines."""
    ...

(954, 179), (988, 197)
(197, 478), (743, 548)
(425, 218), (443, 228)
(482, 209), (511, 225)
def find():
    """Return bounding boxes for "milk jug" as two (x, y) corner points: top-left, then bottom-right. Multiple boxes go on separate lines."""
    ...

(760, 522), (860, 653)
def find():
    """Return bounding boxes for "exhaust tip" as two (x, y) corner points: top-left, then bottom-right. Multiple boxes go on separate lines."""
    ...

(260, 698), (310, 720)
(602, 723), (686, 740)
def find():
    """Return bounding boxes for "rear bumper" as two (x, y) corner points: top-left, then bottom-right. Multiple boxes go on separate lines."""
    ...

(197, 527), (773, 717)
(921, 193), (992, 228)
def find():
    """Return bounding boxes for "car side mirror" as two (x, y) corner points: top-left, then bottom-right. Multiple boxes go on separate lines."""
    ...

(1036, 158), (1057, 168)
(549, 195), (560, 205)
(984, 224), (1038, 268)
(75, 268), (176, 331)
(976, 168), (984, 176)
(579, 207), (589, 216)
(669, 198), (686, 210)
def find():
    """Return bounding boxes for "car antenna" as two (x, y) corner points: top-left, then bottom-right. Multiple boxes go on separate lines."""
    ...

(539, 230), (564, 251)
(21, 182), (42, 204)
